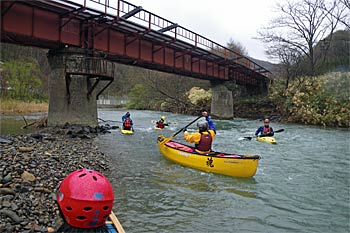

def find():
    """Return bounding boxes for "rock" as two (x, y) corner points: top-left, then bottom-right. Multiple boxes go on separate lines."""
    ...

(11, 203), (19, 211)
(34, 187), (51, 193)
(30, 134), (43, 140)
(47, 227), (55, 232)
(2, 200), (11, 207)
(0, 137), (13, 144)
(0, 127), (111, 231)
(21, 171), (36, 182)
(0, 209), (22, 223)
(78, 134), (91, 139)
(0, 188), (15, 195)
(14, 185), (30, 193)
(19, 147), (34, 153)
(43, 136), (56, 141)
(3, 174), (12, 184)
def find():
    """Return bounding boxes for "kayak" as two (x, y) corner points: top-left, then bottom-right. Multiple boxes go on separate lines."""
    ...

(106, 211), (125, 233)
(157, 135), (260, 178)
(257, 136), (276, 144)
(154, 127), (164, 130)
(120, 128), (133, 134)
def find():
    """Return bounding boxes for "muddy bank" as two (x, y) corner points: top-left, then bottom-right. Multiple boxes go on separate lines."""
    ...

(233, 101), (281, 122)
(0, 125), (115, 232)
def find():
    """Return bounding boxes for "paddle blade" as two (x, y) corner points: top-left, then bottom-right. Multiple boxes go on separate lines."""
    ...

(275, 129), (284, 133)
(243, 136), (253, 140)
(158, 135), (174, 145)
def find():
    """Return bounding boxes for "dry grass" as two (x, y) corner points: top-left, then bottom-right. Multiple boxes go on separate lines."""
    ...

(0, 99), (48, 114)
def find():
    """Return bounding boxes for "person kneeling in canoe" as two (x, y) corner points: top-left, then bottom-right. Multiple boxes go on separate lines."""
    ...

(183, 111), (216, 154)
(56, 168), (114, 232)
(255, 118), (274, 137)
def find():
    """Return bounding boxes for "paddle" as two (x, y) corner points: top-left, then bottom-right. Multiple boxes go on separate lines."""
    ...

(98, 118), (123, 123)
(160, 115), (203, 144)
(108, 211), (125, 233)
(244, 129), (285, 140)
(151, 120), (177, 125)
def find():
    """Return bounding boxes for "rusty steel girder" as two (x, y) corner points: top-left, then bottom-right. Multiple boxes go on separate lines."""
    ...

(1, 0), (270, 87)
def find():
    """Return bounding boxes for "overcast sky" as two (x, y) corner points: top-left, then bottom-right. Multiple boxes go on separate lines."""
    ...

(128, 0), (280, 61)
(77, 0), (281, 61)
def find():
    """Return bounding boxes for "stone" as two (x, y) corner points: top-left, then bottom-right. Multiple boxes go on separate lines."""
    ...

(44, 152), (52, 156)
(0, 209), (22, 223)
(0, 128), (111, 231)
(3, 174), (12, 184)
(21, 171), (36, 182)
(19, 147), (34, 152)
(2, 200), (11, 207)
(0, 188), (15, 195)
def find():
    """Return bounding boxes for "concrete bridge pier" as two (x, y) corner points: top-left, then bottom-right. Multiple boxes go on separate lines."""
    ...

(47, 48), (114, 127)
(210, 81), (234, 119)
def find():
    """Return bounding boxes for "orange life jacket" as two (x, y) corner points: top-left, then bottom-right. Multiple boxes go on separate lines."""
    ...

(123, 119), (131, 128)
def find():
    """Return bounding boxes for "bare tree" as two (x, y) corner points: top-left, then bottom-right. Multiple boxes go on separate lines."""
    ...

(226, 38), (249, 56)
(266, 44), (303, 89)
(259, 0), (347, 76)
(335, 0), (350, 29)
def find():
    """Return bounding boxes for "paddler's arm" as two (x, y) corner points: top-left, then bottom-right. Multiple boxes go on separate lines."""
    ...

(268, 127), (274, 136)
(183, 130), (200, 144)
(255, 127), (262, 136)
(202, 111), (216, 132)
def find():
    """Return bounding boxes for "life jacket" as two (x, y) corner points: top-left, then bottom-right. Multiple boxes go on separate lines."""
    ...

(156, 120), (164, 129)
(123, 119), (131, 128)
(263, 126), (272, 134)
(196, 131), (212, 152)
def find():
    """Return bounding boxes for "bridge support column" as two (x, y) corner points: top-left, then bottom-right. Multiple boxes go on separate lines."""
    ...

(47, 48), (114, 127)
(210, 81), (234, 119)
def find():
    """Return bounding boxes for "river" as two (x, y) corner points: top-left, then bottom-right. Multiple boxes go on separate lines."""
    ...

(1, 109), (349, 232)
(96, 109), (350, 233)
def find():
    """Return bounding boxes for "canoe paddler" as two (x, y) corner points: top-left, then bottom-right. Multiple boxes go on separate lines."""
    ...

(255, 118), (274, 137)
(183, 111), (216, 154)
(56, 169), (114, 232)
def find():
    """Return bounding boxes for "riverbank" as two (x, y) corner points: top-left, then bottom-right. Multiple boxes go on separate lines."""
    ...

(0, 99), (48, 114)
(0, 126), (112, 232)
(232, 99), (280, 122)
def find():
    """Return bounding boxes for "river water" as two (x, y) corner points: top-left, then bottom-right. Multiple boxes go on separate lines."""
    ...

(95, 109), (350, 233)
(1, 109), (349, 232)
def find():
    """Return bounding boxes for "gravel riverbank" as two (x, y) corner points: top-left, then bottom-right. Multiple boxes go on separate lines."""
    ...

(0, 126), (113, 232)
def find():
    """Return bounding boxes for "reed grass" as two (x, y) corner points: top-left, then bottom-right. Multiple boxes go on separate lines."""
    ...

(0, 99), (48, 114)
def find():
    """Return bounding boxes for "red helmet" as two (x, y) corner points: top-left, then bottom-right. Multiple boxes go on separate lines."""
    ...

(57, 169), (114, 228)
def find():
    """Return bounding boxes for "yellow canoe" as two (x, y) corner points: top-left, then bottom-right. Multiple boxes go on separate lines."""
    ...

(120, 128), (133, 135)
(257, 136), (276, 144)
(157, 135), (260, 178)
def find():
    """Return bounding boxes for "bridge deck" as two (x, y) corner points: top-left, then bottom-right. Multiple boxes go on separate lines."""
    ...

(1, 0), (270, 86)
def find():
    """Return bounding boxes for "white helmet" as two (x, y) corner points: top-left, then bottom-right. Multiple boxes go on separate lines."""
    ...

(197, 121), (208, 130)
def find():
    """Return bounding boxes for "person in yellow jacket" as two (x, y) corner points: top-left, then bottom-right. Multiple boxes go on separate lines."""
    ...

(183, 111), (216, 154)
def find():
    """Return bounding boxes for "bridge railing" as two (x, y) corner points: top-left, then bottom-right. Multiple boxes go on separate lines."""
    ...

(63, 0), (269, 76)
